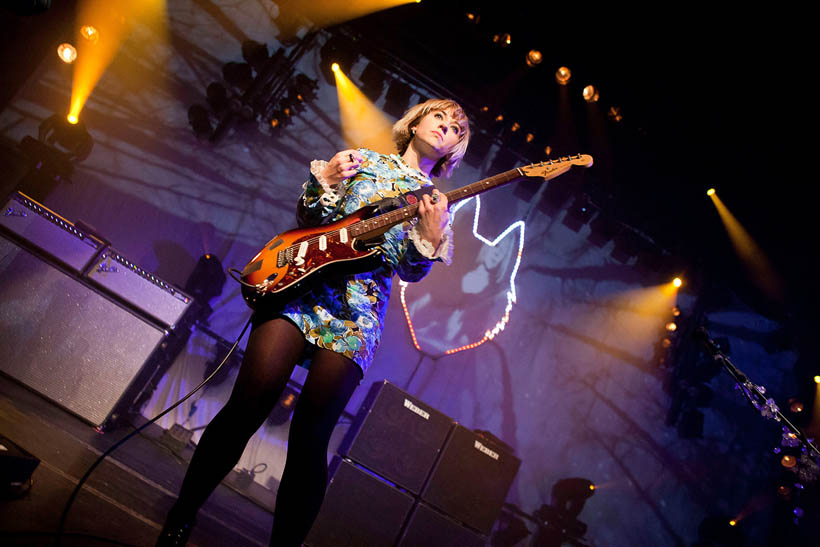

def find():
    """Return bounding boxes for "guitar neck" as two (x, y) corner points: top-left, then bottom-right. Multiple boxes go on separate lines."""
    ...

(348, 167), (524, 239)
(347, 154), (591, 240)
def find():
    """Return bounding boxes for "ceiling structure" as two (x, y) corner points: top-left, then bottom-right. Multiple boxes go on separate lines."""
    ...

(342, 1), (814, 320)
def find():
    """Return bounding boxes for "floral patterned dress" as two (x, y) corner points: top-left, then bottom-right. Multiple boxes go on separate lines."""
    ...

(278, 148), (452, 374)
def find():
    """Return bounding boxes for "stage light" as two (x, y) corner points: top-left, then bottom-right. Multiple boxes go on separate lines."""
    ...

(510, 122), (520, 132)
(57, 43), (77, 64)
(492, 33), (512, 47)
(666, 322), (678, 332)
(814, 375), (820, 384)
(555, 66), (571, 85)
(707, 188), (716, 196)
(781, 455), (797, 468)
(206, 82), (229, 113)
(526, 49), (542, 67)
(788, 398), (804, 413)
(184, 254), (226, 317)
(383, 79), (414, 118)
(729, 520), (737, 527)
(241, 39), (269, 73)
(222, 61), (253, 89)
(673, 277), (683, 288)
(66, 114), (78, 125)
(359, 62), (386, 101)
(187, 104), (212, 138)
(582, 85), (600, 102)
(465, 12), (479, 23)
(320, 35), (358, 86)
(38, 113), (93, 162)
(552, 478), (596, 519)
(607, 106), (623, 122)
(672, 306), (681, 317)
(525, 133), (535, 143)
(80, 25), (99, 44)
(544, 145), (552, 156)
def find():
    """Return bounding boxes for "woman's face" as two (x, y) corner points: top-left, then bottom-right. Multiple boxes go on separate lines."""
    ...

(412, 109), (463, 157)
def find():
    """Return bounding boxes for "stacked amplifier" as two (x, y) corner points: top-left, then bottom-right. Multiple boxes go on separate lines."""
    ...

(0, 192), (192, 427)
(305, 381), (521, 547)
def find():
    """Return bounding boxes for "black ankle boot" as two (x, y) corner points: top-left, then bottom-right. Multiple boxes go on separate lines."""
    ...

(156, 516), (195, 547)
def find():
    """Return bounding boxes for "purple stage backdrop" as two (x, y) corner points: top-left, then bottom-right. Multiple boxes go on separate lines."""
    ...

(0, 2), (801, 545)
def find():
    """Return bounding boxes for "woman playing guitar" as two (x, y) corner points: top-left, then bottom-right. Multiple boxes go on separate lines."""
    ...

(157, 99), (471, 546)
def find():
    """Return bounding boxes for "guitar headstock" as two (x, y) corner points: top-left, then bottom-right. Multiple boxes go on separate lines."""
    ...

(519, 154), (594, 179)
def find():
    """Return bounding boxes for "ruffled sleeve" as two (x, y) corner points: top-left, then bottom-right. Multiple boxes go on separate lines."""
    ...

(297, 159), (346, 227)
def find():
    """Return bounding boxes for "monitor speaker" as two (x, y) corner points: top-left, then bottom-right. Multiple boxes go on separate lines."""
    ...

(397, 502), (487, 547)
(338, 380), (454, 494)
(421, 424), (521, 534)
(304, 458), (415, 547)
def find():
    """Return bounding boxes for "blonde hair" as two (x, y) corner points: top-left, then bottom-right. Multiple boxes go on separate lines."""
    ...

(392, 98), (470, 178)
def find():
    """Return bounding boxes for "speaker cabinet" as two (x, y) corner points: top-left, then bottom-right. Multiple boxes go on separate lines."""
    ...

(0, 236), (167, 426)
(339, 380), (454, 494)
(398, 502), (487, 547)
(421, 425), (521, 534)
(0, 191), (104, 273)
(305, 458), (415, 547)
(86, 248), (192, 329)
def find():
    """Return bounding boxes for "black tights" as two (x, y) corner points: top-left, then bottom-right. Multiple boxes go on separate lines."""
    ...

(168, 317), (362, 546)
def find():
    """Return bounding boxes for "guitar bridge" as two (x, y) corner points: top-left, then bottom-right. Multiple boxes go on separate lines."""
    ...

(277, 247), (293, 268)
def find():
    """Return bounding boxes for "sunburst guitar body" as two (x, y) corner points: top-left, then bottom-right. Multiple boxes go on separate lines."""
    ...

(239, 154), (593, 310)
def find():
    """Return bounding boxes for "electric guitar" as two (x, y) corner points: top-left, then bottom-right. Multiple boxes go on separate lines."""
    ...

(239, 154), (593, 309)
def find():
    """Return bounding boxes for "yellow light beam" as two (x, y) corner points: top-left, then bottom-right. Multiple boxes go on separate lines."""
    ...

(333, 66), (395, 155)
(709, 191), (784, 302)
(69, 0), (167, 123)
(276, 0), (419, 39)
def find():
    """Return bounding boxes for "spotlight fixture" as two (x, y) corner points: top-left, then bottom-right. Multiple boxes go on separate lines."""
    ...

(383, 79), (414, 118)
(187, 104), (212, 138)
(707, 188), (716, 196)
(206, 82), (229, 113)
(57, 43), (77, 63)
(222, 61), (253, 90)
(465, 12), (480, 23)
(80, 25), (99, 44)
(319, 35), (358, 86)
(526, 49), (542, 67)
(673, 277), (683, 288)
(789, 398), (804, 413)
(241, 39), (269, 73)
(492, 33), (512, 47)
(37, 113), (94, 162)
(358, 61), (386, 101)
(666, 322), (678, 332)
(607, 106), (623, 122)
(555, 66), (571, 85)
(544, 145), (552, 156)
(290, 73), (319, 104)
(781, 455), (797, 468)
(582, 85), (600, 102)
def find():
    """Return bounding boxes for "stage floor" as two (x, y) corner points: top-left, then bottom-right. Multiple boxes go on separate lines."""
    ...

(0, 373), (272, 546)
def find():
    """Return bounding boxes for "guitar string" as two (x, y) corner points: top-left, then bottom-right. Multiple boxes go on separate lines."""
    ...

(278, 156), (580, 255)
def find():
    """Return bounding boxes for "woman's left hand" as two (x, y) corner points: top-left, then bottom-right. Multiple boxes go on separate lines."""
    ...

(416, 189), (449, 248)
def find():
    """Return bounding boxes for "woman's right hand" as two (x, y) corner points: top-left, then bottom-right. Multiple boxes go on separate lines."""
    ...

(321, 149), (363, 186)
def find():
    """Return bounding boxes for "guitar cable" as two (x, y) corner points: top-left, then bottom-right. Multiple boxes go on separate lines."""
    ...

(55, 314), (253, 546)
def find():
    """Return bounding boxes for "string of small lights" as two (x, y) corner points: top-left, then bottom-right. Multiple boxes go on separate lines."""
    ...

(400, 195), (525, 355)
